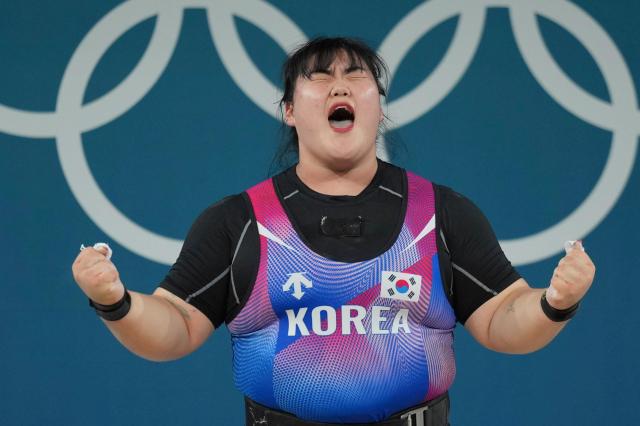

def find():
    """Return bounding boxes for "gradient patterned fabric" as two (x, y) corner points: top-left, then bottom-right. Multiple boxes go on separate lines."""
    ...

(228, 172), (456, 423)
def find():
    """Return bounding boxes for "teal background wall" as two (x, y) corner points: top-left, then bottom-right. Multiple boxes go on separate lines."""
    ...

(1, 1), (638, 424)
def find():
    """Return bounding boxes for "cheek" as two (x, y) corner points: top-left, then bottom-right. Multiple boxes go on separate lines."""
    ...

(358, 86), (383, 123)
(293, 86), (326, 113)
(293, 100), (325, 128)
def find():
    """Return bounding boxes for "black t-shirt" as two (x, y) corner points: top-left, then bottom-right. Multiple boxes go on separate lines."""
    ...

(159, 160), (520, 327)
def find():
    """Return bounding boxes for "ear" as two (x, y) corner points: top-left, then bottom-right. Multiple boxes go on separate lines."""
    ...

(284, 102), (295, 127)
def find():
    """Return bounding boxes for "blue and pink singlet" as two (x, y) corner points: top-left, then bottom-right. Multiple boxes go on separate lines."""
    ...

(227, 172), (456, 423)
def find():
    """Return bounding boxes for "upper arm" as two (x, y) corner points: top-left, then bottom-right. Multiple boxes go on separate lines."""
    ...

(152, 287), (214, 352)
(435, 184), (521, 324)
(464, 278), (529, 350)
(157, 194), (254, 327)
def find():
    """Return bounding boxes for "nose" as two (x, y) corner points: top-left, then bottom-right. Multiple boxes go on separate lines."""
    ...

(331, 84), (350, 97)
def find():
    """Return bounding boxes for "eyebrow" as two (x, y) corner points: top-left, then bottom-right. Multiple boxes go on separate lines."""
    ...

(308, 66), (331, 75)
(308, 64), (366, 75)
(345, 65), (365, 73)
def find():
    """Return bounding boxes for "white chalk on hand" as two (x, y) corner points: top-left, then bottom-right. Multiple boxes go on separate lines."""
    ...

(564, 240), (585, 254)
(546, 284), (559, 300)
(548, 241), (585, 300)
(80, 242), (113, 260)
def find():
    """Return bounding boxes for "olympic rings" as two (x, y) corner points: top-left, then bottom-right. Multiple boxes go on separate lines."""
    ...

(0, 0), (636, 265)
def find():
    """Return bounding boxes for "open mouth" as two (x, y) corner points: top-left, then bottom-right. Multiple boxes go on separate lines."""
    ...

(328, 104), (355, 132)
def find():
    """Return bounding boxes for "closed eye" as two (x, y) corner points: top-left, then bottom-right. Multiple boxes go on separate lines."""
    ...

(309, 72), (330, 81)
(346, 69), (369, 79)
(345, 65), (368, 76)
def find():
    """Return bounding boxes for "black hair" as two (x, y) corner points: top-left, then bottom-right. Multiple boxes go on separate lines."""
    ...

(271, 37), (390, 172)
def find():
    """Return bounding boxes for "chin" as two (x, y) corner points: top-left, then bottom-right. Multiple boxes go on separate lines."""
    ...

(324, 145), (375, 170)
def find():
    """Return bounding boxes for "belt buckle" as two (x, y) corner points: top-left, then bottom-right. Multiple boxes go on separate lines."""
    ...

(400, 404), (429, 426)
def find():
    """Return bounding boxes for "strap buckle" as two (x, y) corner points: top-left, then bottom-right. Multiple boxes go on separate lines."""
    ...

(400, 405), (429, 426)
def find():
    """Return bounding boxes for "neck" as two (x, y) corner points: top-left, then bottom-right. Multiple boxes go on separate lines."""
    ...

(296, 156), (379, 196)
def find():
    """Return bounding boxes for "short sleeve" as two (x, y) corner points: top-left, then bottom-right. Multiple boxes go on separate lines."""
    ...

(435, 184), (521, 324)
(158, 194), (251, 328)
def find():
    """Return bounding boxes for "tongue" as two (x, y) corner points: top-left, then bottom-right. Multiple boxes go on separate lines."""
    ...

(329, 119), (354, 129)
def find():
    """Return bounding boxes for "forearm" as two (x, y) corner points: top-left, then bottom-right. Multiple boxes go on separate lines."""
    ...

(101, 290), (194, 362)
(488, 287), (568, 354)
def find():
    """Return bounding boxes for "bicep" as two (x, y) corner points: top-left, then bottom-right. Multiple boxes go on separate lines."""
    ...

(464, 278), (529, 350)
(153, 287), (214, 352)
(158, 195), (251, 328)
(436, 185), (521, 323)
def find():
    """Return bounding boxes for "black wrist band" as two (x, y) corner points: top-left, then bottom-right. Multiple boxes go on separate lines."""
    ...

(89, 289), (131, 321)
(540, 290), (580, 322)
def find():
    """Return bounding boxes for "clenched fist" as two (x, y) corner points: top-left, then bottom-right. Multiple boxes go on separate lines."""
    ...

(546, 241), (596, 310)
(72, 243), (125, 305)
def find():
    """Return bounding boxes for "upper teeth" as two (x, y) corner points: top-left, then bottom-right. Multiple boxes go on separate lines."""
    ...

(329, 106), (354, 123)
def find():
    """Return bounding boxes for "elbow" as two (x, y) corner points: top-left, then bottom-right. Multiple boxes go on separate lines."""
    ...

(491, 345), (541, 355)
(125, 341), (194, 362)
(484, 329), (555, 355)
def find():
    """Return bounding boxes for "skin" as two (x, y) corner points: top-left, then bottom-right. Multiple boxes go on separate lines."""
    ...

(72, 246), (212, 361)
(465, 241), (596, 354)
(71, 52), (596, 362)
(284, 53), (383, 196)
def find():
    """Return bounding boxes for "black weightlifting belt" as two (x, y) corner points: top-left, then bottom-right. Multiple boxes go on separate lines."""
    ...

(245, 392), (450, 426)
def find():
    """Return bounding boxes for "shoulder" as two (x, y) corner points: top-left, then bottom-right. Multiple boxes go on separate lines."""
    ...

(185, 193), (253, 243)
(198, 193), (249, 220)
(432, 183), (489, 233)
(433, 183), (476, 208)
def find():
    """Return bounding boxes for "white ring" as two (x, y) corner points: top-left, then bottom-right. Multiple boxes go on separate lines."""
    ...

(56, 0), (185, 264)
(380, 0), (486, 128)
(0, 0), (182, 139)
(56, 0), (305, 264)
(205, 0), (306, 119)
(498, 0), (638, 264)
(377, 0), (637, 265)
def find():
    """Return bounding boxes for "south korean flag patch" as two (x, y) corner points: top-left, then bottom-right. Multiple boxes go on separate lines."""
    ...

(381, 271), (422, 302)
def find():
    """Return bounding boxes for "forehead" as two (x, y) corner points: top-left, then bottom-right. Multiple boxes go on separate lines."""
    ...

(303, 49), (370, 73)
